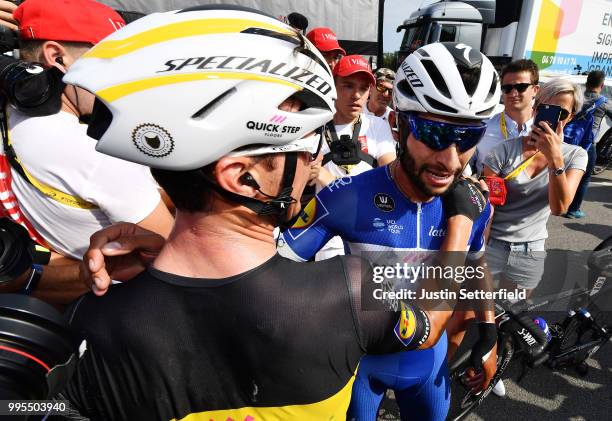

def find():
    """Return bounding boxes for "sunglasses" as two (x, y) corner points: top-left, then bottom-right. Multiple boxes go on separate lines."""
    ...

(536, 104), (571, 121)
(501, 83), (533, 94)
(398, 112), (487, 152)
(375, 84), (392, 95)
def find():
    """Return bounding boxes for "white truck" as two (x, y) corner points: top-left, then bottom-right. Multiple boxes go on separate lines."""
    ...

(397, 0), (611, 144)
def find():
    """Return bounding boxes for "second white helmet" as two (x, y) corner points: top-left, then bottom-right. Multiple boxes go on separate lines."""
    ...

(394, 42), (500, 120)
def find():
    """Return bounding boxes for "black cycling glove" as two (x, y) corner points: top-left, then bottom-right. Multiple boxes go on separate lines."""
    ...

(442, 178), (489, 221)
(470, 321), (497, 370)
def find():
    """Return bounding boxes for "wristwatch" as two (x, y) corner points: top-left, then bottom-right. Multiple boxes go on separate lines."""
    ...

(551, 167), (565, 176)
(21, 264), (43, 295)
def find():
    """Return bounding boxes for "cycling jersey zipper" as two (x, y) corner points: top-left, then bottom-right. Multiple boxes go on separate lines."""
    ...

(416, 202), (422, 249)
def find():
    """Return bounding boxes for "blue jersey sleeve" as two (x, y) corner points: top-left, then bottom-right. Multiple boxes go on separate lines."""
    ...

(469, 202), (491, 253)
(277, 182), (344, 261)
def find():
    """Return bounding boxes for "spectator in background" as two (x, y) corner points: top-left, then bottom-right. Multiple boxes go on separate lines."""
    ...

(364, 67), (395, 121)
(0, 0), (173, 304)
(306, 27), (345, 70)
(470, 59), (539, 175)
(483, 78), (587, 296)
(565, 70), (611, 218)
(312, 55), (396, 260)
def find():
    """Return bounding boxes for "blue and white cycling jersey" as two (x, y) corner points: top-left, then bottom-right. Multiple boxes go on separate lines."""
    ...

(278, 165), (491, 421)
(278, 165), (490, 260)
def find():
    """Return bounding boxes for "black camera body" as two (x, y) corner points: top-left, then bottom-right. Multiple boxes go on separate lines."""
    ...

(330, 134), (362, 166)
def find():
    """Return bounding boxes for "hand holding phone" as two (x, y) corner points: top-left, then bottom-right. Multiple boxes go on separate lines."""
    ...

(534, 104), (563, 132)
(479, 176), (506, 206)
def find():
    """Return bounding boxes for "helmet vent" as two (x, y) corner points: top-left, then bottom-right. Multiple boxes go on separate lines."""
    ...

(485, 72), (499, 103)
(396, 79), (416, 99)
(191, 87), (237, 120)
(476, 105), (496, 117)
(424, 96), (457, 114)
(421, 59), (450, 98)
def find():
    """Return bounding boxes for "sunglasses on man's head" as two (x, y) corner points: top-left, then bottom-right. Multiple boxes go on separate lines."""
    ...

(375, 84), (392, 95)
(501, 83), (533, 94)
(397, 112), (487, 153)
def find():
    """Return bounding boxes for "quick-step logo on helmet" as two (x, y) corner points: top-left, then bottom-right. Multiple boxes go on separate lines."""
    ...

(246, 120), (301, 138)
(400, 62), (423, 88)
(158, 56), (333, 96)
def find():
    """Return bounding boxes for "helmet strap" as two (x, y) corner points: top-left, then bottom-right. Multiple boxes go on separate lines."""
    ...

(202, 152), (299, 227)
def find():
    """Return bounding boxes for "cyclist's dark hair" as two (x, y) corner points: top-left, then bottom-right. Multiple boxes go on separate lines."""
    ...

(501, 59), (539, 85)
(586, 70), (605, 90)
(152, 155), (277, 213)
(19, 39), (92, 62)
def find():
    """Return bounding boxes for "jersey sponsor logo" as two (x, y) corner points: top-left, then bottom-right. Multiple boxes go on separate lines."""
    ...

(292, 199), (317, 229)
(372, 217), (386, 231)
(132, 123), (174, 157)
(394, 301), (417, 346)
(374, 193), (395, 212)
(326, 176), (352, 192)
(286, 197), (330, 240)
(157, 56), (333, 95)
(428, 226), (447, 237)
(246, 121), (301, 138)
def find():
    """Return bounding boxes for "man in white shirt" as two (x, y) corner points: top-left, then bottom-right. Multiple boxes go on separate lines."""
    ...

(314, 55), (396, 259)
(471, 59), (540, 174)
(0, 0), (173, 304)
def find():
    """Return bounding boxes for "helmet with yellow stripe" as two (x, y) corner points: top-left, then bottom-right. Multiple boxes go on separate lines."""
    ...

(64, 5), (336, 171)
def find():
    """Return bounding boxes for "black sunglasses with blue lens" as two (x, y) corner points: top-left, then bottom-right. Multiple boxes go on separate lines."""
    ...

(398, 112), (487, 152)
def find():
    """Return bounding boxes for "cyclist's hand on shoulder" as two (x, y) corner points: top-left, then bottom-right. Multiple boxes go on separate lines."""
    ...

(81, 223), (165, 296)
(442, 177), (489, 222)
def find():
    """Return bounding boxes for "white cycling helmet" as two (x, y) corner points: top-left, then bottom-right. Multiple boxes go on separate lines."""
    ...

(394, 42), (500, 120)
(64, 5), (336, 171)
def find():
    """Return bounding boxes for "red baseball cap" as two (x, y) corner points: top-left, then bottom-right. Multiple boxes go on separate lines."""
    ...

(306, 27), (346, 55)
(333, 55), (376, 85)
(14, 0), (125, 45)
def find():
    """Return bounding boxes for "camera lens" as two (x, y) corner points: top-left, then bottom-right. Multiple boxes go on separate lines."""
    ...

(0, 295), (78, 399)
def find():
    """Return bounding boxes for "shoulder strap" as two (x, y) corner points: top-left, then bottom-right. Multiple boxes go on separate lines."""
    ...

(1, 106), (99, 210)
(322, 116), (377, 168)
(576, 95), (607, 120)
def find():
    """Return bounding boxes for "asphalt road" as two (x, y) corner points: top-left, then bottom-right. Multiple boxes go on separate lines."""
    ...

(378, 169), (612, 421)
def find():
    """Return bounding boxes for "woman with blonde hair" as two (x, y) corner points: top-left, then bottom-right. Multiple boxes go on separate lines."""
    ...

(483, 78), (588, 295)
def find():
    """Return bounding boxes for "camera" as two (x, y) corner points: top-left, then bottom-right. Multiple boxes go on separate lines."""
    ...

(0, 294), (78, 400)
(330, 134), (362, 166)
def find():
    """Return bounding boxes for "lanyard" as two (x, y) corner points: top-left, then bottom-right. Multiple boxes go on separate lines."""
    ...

(499, 112), (509, 140)
(504, 150), (540, 181)
(1, 106), (99, 210)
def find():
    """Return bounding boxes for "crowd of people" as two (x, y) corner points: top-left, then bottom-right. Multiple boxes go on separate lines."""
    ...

(0, 0), (609, 420)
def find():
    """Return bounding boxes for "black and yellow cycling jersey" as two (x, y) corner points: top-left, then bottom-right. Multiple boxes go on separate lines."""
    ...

(61, 255), (411, 421)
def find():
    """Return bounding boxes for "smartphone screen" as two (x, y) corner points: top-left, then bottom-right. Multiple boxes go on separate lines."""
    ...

(534, 104), (563, 132)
